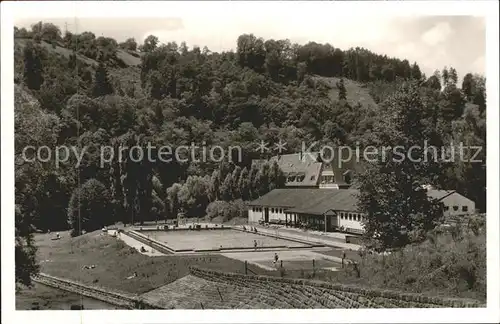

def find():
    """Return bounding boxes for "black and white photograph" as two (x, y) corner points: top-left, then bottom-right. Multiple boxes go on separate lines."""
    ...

(2, 1), (499, 323)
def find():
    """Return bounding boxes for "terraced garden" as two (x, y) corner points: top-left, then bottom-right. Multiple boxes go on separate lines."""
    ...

(140, 267), (485, 309)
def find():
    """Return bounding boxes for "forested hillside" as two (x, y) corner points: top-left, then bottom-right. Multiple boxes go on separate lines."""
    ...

(14, 22), (486, 286)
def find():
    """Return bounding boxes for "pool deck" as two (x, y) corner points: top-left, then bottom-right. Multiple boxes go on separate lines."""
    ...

(108, 230), (166, 256)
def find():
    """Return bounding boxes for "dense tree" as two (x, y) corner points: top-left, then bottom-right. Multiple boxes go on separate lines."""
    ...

(248, 166), (260, 199)
(177, 175), (211, 217)
(14, 27), (31, 38)
(92, 62), (114, 97)
(67, 179), (112, 236)
(237, 34), (266, 72)
(139, 35), (159, 53)
(410, 62), (422, 80)
(15, 85), (61, 285)
(30, 21), (43, 37)
(120, 37), (138, 51)
(13, 24), (486, 270)
(442, 67), (450, 86)
(77, 129), (111, 184)
(15, 205), (39, 287)
(448, 67), (458, 85)
(40, 22), (62, 42)
(268, 161), (286, 191)
(220, 173), (233, 201)
(337, 78), (347, 100)
(96, 36), (118, 62)
(253, 163), (270, 197)
(135, 139), (154, 225)
(231, 166), (242, 199)
(462, 73), (475, 101)
(23, 42), (44, 90)
(357, 82), (444, 251)
(450, 104), (486, 212)
(461, 73), (486, 113)
(206, 200), (247, 222)
(109, 139), (124, 223)
(166, 183), (182, 219)
(238, 167), (251, 200)
(208, 170), (221, 202)
(425, 74), (441, 91)
(439, 83), (466, 121)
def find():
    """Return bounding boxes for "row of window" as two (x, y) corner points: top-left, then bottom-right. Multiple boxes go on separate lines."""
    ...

(251, 207), (287, 214)
(339, 212), (364, 222)
(284, 172), (319, 183)
(321, 175), (335, 184)
(252, 207), (470, 219)
(444, 205), (469, 212)
(286, 175), (305, 182)
(250, 208), (365, 221)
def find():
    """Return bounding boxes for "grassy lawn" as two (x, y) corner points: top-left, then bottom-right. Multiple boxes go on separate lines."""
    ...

(33, 226), (485, 302)
(313, 76), (378, 109)
(35, 230), (272, 294)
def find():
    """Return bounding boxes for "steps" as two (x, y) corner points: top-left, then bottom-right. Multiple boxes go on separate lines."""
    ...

(139, 267), (484, 309)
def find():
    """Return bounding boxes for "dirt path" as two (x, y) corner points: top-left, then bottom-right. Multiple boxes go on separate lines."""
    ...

(221, 249), (342, 271)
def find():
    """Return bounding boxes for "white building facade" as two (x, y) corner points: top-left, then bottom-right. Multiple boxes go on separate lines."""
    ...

(248, 189), (476, 235)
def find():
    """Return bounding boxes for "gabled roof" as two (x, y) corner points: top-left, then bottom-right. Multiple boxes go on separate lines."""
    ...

(252, 153), (322, 187)
(252, 150), (366, 188)
(426, 190), (456, 201)
(247, 188), (337, 208)
(320, 149), (364, 186)
(287, 189), (360, 215)
(248, 189), (359, 215)
(248, 188), (475, 216)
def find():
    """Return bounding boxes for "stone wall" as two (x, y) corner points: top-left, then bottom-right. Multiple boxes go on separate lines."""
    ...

(189, 267), (484, 308)
(34, 273), (164, 309)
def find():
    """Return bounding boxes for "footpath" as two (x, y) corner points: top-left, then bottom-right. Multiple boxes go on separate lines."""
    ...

(246, 225), (362, 251)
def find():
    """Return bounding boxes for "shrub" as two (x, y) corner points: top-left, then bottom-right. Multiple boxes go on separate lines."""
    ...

(205, 199), (248, 222)
(343, 224), (486, 301)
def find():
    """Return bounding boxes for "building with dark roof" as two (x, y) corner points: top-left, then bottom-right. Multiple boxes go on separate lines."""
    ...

(248, 188), (364, 233)
(248, 188), (475, 234)
(426, 189), (476, 217)
(251, 151), (361, 189)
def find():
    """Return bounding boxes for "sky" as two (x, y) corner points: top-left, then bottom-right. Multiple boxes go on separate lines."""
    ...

(13, 7), (486, 82)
